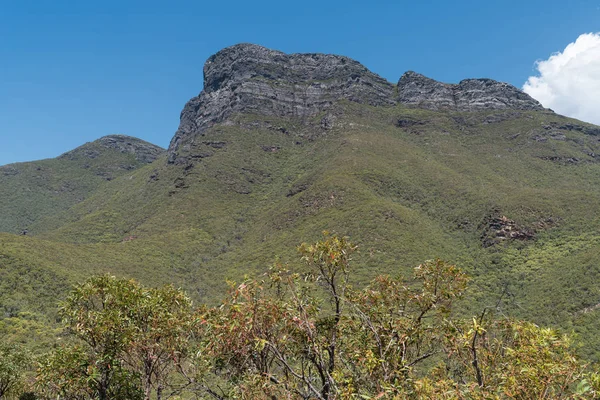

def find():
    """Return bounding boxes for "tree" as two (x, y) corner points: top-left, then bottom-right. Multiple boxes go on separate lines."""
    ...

(36, 275), (194, 400)
(339, 258), (468, 397)
(203, 234), (468, 399)
(0, 342), (31, 399)
(36, 276), (143, 399)
(36, 344), (141, 400)
(55, 275), (141, 400)
(122, 285), (195, 400)
(411, 316), (592, 399)
(33, 235), (600, 399)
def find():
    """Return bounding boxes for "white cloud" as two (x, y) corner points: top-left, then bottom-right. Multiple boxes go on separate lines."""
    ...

(523, 32), (600, 125)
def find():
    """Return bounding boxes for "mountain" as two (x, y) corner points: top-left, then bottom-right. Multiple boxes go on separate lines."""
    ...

(3, 44), (600, 359)
(0, 135), (164, 235)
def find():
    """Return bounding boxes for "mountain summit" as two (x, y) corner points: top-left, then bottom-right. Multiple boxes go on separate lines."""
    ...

(168, 43), (545, 163)
(167, 43), (395, 163)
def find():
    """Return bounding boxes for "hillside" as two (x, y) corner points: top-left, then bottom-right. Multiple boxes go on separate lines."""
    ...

(0, 135), (164, 235)
(3, 44), (600, 359)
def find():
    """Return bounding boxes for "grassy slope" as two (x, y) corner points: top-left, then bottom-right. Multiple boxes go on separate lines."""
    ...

(0, 136), (164, 235)
(3, 103), (600, 357)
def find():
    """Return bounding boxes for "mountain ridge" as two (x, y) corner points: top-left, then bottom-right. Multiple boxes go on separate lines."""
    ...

(167, 43), (545, 164)
(397, 70), (545, 111)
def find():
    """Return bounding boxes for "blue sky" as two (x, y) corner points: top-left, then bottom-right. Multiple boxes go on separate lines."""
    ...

(1, 0), (599, 165)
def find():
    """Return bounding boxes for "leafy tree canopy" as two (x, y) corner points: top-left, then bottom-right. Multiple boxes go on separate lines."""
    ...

(0, 233), (596, 399)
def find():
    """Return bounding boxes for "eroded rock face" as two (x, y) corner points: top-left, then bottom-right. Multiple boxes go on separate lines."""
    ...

(481, 215), (535, 247)
(396, 71), (456, 110)
(547, 122), (600, 136)
(167, 44), (548, 164)
(168, 43), (395, 163)
(397, 71), (544, 112)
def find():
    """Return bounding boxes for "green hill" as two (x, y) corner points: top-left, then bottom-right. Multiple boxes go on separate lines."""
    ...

(0, 135), (164, 235)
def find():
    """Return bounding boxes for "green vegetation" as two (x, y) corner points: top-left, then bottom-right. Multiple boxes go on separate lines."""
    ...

(3, 102), (600, 365)
(3, 235), (600, 399)
(0, 136), (163, 235)
(0, 342), (32, 399)
(37, 276), (193, 400)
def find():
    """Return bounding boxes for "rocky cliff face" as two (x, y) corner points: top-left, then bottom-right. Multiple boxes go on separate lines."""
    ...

(168, 44), (395, 163)
(167, 44), (546, 163)
(397, 71), (544, 111)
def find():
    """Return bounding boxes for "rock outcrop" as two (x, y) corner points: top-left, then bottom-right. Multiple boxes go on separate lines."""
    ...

(481, 215), (536, 247)
(397, 71), (544, 111)
(546, 122), (600, 137)
(167, 44), (547, 163)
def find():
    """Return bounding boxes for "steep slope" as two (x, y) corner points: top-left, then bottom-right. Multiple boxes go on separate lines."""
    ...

(0, 135), (164, 234)
(4, 44), (600, 359)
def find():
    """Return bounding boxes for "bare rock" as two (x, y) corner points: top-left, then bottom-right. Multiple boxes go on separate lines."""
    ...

(167, 43), (395, 163)
(397, 71), (545, 112)
(167, 44), (550, 164)
(1, 166), (20, 176)
(396, 71), (456, 110)
(481, 215), (535, 247)
(545, 122), (600, 136)
(320, 113), (337, 130)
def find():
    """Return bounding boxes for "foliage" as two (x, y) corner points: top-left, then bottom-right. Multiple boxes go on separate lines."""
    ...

(5, 106), (600, 361)
(0, 234), (590, 398)
(409, 318), (592, 399)
(199, 234), (594, 399)
(35, 275), (195, 400)
(121, 284), (196, 399)
(0, 343), (31, 399)
(36, 344), (141, 400)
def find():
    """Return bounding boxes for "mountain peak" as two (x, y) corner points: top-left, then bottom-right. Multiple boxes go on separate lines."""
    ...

(60, 134), (164, 163)
(167, 43), (395, 163)
(167, 44), (547, 164)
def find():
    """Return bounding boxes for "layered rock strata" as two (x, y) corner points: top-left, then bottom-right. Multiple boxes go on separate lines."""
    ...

(168, 43), (395, 163)
(397, 71), (545, 111)
(168, 44), (546, 163)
